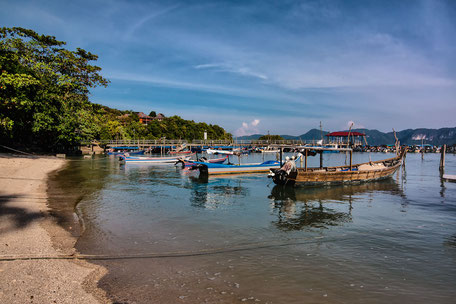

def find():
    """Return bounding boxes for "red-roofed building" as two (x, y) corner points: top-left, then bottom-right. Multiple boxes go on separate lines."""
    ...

(137, 112), (153, 125)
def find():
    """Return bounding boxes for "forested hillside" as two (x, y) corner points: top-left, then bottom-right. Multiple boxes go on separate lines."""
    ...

(0, 27), (230, 151)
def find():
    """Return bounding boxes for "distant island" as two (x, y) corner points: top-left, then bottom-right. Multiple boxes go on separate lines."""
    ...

(238, 128), (456, 146)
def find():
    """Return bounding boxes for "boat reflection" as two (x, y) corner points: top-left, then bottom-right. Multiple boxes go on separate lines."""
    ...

(269, 179), (404, 231)
(186, 175), (249, 209)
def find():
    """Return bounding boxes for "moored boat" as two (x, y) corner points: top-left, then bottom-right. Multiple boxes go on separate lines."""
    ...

(205, 148), (234, 155)
(168, 150), (193, 155)
(261, 146), (280, 153)
(119, 154), (193, 163)
(106, 147), (146, 156)
(270, 147), (406, 187)
(177, 155), (229, 168)
(190, 155), (302, 175)
(191, 160), (281, 175)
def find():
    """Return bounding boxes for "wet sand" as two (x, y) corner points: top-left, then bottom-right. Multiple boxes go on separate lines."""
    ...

(0, 154), (109, 303)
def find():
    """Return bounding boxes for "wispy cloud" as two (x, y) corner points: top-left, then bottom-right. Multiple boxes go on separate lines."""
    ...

(194, 62), (267, 80)
(4, 0), (455, 134)
(107, 71), (264, 98)
(123, 4), (180, 41)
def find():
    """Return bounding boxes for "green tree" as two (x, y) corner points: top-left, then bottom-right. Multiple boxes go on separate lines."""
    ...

(0, 27), (108, 150)
(258, 134), (283, 141)
(149, 111), (156, 117)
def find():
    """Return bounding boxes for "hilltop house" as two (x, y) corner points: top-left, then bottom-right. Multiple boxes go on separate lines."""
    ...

(117, 112), (166, 125)
(137, 112), (153, 125)
(137, 112), (166, 124)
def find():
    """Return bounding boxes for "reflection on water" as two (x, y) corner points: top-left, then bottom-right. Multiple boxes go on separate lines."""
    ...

(186, 175), (249, 209)
(47, 153), (456, 304)
(268, 180), (404, 231)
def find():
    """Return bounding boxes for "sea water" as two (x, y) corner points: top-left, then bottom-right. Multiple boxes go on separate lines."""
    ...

(48, 152), (456, 303)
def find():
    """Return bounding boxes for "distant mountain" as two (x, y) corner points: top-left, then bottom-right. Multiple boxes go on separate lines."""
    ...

(296, 129), (329, 140)
(237, 127), (456, 145)
(351, 129), (394, 146)
(394, 128), (456, 146)
(235, 134), (263, 140)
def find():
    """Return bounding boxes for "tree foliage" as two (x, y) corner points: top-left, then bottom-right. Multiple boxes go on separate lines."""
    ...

(0, 28), (231, 151)
(258, 134), (283, 141)
(0, 27), (108, 150)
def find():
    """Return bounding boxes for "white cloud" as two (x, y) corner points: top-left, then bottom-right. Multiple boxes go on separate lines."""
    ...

(234, 119), (261, 137)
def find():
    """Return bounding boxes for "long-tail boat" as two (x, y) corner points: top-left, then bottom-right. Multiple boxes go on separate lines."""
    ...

(176, 155), (229, 168)
(190, 155), (302, 176)
(119, 154), (193, 164)
(269, 147), (406, 187)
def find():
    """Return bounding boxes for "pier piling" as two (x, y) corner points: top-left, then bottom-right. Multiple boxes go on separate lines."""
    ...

(440, 144), (446, 173)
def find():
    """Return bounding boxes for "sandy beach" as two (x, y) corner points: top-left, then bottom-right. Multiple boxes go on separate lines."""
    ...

(0, 154), (109, 304)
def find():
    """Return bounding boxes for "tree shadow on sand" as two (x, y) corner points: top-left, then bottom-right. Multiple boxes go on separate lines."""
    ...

(0, 194), (45, 234)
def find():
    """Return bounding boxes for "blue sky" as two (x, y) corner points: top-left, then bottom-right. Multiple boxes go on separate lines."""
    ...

(2, 0), (455, 136)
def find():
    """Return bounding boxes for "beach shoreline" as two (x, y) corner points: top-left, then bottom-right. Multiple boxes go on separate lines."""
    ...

(0, 154), (109, 304)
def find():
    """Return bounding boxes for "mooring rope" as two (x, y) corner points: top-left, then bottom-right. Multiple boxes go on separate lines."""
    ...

(0, 235), (348, 262)
(0, 144), (37, 156)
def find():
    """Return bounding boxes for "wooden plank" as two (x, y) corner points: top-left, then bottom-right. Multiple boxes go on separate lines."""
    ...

(443, 174), (456, 181)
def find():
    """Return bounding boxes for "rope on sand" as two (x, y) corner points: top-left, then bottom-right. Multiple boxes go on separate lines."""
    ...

(0, 235), (348, 262)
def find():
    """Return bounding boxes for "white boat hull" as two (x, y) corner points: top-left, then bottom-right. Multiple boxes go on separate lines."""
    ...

(121, 155), (192, 163)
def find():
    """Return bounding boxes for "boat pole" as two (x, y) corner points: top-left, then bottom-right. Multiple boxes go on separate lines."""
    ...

(319, 151), (323, 169)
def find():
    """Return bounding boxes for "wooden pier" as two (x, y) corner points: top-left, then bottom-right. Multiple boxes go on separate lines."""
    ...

(442, 175), (456, 182)
(79, 139), (330, 152)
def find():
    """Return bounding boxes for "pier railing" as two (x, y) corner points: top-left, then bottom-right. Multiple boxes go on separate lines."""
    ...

(80, 139), (324, 147)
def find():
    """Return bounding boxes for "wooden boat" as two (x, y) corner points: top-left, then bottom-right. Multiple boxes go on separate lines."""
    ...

(176, 155), (229, 168)
(270, 147), (406, 187)
(190, 160), (281, 175)
(190, 155), (302, 175)
(119, 154), (193, 164)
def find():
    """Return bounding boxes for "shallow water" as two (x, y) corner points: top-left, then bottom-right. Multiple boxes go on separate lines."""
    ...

(49, 152), (456, 303)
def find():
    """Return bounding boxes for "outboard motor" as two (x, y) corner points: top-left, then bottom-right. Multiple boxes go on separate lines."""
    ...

(189, 163), (209, 176)
(269, 168), (297, 186)
(175, 159), (185, 168)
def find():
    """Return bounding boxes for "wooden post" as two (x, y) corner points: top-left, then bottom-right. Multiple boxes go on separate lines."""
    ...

(349, 150), (352, 171)
(440, 144), (446, 172)
(319, 151), (323, 169)
(305, 149), (308, 171)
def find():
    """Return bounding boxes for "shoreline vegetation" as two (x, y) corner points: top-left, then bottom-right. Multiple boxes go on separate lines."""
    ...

(0, 154), (109, 303)
(0, 27), (231, 154)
